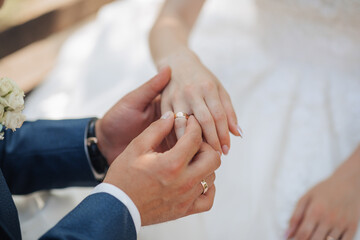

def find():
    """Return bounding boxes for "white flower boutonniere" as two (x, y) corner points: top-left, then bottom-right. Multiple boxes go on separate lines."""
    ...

(0, 77), (26, 140)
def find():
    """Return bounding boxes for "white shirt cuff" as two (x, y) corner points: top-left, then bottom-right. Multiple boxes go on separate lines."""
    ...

(91, 183), (141, 234)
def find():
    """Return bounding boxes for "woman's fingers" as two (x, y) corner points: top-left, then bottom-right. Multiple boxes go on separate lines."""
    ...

(293, 214), (317, 240)
(173, 103), (192, 140)
(218, 86), (242, 137)
(326, 227), (344, 240)
(191, 99), (222, 153)
(287, 196), (311, 238)
(309, 223), (330, 240)
(205, 92), (231, 155)
(342, 228), (357, 240)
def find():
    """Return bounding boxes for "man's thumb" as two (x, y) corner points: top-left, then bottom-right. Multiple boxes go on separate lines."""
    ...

(135, 111), (174, 151)
(125, 66), (171, 110)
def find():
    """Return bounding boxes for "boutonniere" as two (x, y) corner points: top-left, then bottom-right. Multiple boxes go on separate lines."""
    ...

(0, 77), (26, 140)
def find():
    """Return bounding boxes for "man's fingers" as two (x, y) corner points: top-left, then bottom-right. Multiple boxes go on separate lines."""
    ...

(133, 111), (174, 151)
(196, 173), (215, 196)
(187, 185), (216, 215)
(205, 93), (231, 155)
(187, 143), (221, 183)
(165, 116), (202, 166)
(124, 66), (171, 111)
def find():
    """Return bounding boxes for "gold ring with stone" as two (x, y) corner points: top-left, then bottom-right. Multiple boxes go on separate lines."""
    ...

(175, 112), (190, 120)
(200, 180), (208, 195)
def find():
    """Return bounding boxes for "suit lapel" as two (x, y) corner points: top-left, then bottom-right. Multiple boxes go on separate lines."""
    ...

(0, 170), (21, 240)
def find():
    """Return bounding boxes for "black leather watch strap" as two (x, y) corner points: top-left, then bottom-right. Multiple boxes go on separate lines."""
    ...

(86, 118), (108, 178)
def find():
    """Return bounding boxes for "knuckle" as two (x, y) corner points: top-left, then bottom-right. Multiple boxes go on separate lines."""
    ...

(161, 161), (183, 184)
(199, 115), (212, 126)
(171, 91), (182, 102)
(348, 220), (358, 230)
(310, 204), (323, 219)
(297, 229), (310, 240)
(326, 211), (340, 225)
(177, 199), (192, 215)
(212, 173), (216, 182)
(204, 201), (214, 212)
(211, 151), (221, 169)
(201, 81), (216, 92)
(179, 178), (196, 195)
(191, 130), (203, 148)
(130, 138), (143, 151)
(183, 84), (196, 98)
(168, 160), (183, 175)
(213, 109), (227, 123)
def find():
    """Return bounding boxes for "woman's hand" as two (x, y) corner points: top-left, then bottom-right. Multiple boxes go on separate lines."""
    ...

(149, 0), (242, 155)
(286, 147), (360, 240)
(159, 48), (242, 155)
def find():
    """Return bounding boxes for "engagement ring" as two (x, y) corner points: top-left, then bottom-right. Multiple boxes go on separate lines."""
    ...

(175, 112), (190, 119)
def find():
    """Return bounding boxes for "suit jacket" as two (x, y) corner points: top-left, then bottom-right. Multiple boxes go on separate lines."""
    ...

(0, 119), (136, 240)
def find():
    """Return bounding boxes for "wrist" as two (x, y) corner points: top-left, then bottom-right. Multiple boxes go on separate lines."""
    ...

(86, 118), (109, 181)
(95, 119), (108, 160)
(156, 47), (200, 71)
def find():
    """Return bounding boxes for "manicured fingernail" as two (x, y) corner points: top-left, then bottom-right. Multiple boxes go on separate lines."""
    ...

(217, 151), (222, 157)
(284, 230), (290, 240)
(237, 125), (244, 138)
(222, 145), (229, 155)
(161, 111), (173, 119)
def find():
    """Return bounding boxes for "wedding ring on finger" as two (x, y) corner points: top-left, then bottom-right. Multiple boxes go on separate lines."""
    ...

(326, 236), (336, 240)
(200, 180), (208, 195)
(175, 112), (190, 120)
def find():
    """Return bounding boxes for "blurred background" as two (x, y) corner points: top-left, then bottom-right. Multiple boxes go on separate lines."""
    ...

(0, 0), (114, 93)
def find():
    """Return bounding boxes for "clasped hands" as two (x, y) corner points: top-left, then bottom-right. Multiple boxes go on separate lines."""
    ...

(94, 67), (221, 225)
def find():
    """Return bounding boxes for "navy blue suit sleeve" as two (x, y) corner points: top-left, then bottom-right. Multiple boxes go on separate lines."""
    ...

(0, 119), (98, 195)
(40, 192), (137, 240)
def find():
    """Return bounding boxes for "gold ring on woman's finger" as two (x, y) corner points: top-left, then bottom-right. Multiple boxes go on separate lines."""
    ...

(175, 112), (190, 119)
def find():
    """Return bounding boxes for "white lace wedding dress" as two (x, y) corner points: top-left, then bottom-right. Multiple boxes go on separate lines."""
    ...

(21, 0), (360, 239)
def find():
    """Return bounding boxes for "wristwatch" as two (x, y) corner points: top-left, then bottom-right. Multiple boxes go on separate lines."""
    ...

(86, 118), (109, 181)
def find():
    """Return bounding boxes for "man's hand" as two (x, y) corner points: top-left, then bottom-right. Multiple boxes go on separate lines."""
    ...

(96, 67), (171, 164)
(104, 113), (221, 225)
